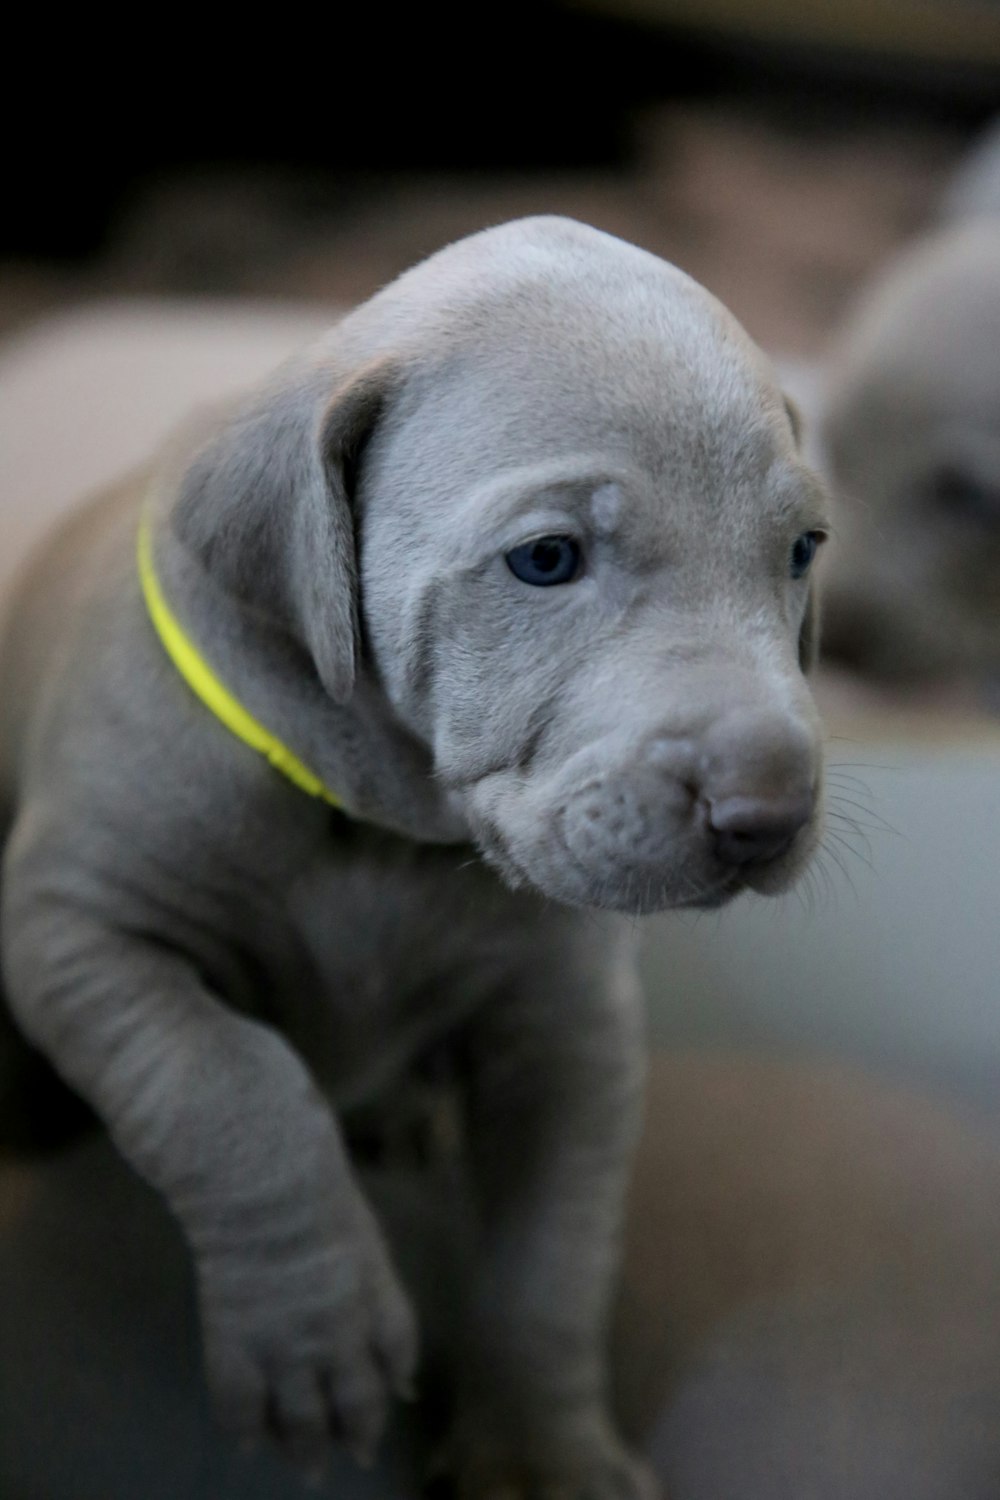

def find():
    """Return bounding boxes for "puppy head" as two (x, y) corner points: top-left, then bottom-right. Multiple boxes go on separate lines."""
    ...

(354, 220), (828, 911)
(820, 223), (1000, 681)
(176, 218), (827, 914)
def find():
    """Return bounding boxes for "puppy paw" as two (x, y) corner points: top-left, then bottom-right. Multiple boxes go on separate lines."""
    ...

(198, 1225), (417, 1477)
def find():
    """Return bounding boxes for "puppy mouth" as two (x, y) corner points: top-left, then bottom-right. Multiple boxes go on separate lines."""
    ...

(671, 872), (746, 910)
(465, 765), (822, 914)
(471, 812), (754, 915)
(469, 813), (537, 892)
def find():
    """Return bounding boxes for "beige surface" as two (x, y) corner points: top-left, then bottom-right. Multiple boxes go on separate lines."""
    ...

(619, 1051), (1000, 1496)
(0, 300), (333, 600)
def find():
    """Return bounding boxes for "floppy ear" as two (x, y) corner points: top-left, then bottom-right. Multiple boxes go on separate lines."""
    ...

(783, 393), (805, 448)
(798, 582), (820, 674)
(173, 358), (394, 704)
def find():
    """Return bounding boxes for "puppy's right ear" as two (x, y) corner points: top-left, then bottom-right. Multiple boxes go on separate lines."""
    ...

(173, 357), (395, 705)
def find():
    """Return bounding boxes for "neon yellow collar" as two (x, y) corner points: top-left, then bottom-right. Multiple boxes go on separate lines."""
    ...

(137, 513), (345, 809)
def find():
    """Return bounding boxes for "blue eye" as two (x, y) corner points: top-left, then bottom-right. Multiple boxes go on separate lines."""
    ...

(790, 531), (822, 579)
(505, 535), (582, 586)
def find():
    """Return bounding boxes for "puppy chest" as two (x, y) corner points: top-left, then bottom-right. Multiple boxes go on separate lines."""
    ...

(275, 842), (525, 1097)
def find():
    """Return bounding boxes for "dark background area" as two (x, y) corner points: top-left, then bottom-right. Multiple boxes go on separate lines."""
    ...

(6, 2), (998, 273)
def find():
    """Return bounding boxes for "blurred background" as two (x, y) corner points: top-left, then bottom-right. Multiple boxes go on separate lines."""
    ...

(3, 4), (1000, 1497)
(4, 0), (998, 342)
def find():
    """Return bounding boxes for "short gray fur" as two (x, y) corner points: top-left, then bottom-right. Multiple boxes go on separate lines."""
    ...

(0, 217), (826, 1496)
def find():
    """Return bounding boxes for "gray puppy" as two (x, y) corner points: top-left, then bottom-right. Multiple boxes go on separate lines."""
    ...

(0, 218), (827, 1495)
(820, 222), (1000, 685)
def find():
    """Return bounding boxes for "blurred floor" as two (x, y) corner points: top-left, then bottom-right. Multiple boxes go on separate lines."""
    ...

(5, 1047), (1000, 1499)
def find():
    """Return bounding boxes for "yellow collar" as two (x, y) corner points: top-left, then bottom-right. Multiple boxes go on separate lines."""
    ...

(137, 513), (345, 809)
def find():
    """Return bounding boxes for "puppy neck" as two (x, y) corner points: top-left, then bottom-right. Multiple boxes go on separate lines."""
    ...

(141, 500), (470, 846)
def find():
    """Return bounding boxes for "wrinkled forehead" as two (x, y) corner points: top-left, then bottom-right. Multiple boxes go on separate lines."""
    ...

(396, 279), (787, 505)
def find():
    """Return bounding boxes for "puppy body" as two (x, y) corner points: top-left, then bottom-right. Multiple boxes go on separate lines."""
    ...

(0, 219), (826, 1492)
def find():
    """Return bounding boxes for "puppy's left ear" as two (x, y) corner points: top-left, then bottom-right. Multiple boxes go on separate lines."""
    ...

(299, 365), (395, 702)
(799, 582), (820, 674)
(784, 393), (805, 448)
(174, 358), (395, 705)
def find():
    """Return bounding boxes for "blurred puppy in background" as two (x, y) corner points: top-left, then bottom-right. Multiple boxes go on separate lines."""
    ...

(818, 123), (1000, 692)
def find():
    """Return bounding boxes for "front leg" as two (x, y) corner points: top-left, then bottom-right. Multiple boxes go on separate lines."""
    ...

(1, 843), (416, 1477)
(448, 920), (655, 1500)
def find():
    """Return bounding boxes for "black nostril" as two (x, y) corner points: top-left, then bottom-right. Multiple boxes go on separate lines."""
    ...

(708, 793), (814, 867)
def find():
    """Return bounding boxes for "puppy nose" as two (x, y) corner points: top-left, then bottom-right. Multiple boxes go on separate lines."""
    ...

(708, 793), (814, 867)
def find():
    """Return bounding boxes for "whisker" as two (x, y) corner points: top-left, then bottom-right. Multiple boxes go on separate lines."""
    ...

(791, 867), (816, 918)
(824, 801), (876, 845)
(808, 850), (834, 908)
(818, 837), (861, 901)
(824, 771), (879, 794)
(825, 822), (874, 868)
(824, 735), (895, 752)
(825, 800), (898, 834)
(809, 848), (836, 909)
(809, 859), (832, 914)
(824, 792), (900, 837)
(823, 768), (874, 786)
(825, 826), (875, 873)
(824, 756), (901, 774)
